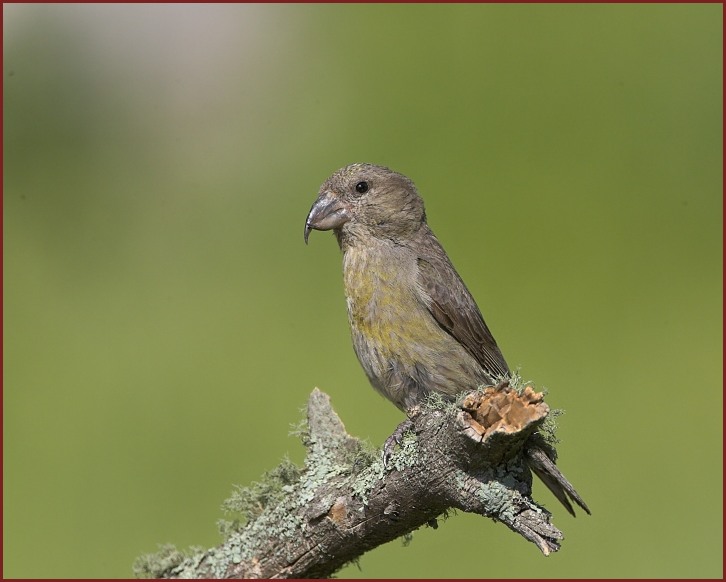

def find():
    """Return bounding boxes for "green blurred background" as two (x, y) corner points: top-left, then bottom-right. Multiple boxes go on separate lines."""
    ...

(3, 3), (722, 578)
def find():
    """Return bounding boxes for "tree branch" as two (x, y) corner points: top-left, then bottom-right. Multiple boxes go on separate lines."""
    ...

(134, 382), (587, 578)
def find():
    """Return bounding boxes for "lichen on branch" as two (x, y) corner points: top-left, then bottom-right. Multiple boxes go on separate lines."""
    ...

(134, 380), (588, 579)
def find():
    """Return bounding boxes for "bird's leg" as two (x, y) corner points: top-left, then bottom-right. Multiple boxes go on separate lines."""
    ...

(382, 419), (414, 468)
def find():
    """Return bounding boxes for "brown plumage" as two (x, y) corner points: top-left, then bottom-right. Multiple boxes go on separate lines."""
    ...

(304, 163), (509, 412)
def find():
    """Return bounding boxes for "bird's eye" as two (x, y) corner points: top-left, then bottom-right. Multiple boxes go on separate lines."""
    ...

(355, 181), (369, 194)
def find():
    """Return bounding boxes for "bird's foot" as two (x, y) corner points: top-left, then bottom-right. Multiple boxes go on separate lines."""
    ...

(382, 418), (415, 469)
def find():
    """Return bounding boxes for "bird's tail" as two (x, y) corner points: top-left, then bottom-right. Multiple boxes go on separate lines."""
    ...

(525, 440), (591, 517)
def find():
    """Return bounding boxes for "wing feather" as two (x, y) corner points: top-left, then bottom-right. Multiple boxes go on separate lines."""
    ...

(413, 225), (510, 379)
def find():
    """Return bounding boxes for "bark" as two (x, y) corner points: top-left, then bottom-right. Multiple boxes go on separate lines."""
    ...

(134, 382), (587, 579)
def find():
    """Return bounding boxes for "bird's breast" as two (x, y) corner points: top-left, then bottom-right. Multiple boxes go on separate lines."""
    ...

(341, 240), (487, 410)
(342, 243), (429, 354)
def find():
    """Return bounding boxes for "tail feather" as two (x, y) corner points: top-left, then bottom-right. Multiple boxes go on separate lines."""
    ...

(525, 444), (591, 517)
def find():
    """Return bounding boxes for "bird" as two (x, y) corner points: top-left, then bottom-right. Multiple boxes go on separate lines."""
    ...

(304, 163), (509, 410)
(304, 163), (589, 516)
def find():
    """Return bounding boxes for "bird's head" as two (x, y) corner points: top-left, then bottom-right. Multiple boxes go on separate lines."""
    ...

(304, 163), (426, 247)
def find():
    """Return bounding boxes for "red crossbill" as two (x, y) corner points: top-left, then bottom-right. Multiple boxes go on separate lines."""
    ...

(305, 163), (589, 516)
(304, 163), (509, 412)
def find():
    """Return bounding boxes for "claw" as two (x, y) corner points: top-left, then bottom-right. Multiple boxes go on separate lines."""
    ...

(382, 419), (415, 469)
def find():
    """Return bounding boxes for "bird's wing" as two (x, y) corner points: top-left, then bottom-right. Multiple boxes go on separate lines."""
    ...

(414, 227), (510, 379)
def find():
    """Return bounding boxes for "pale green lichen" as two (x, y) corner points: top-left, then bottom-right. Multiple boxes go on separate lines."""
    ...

(288, 417), (311, 446)
(537, 408), (563, 448)
(455, 469), (521, 524)
(350, 438), (380, 471)
(351, 461), (385, 505)
(132, 543), (202, 579)
(421, 390), (452, 411)
(219, 456), (302, 531)
(501, 369), (542, 396)
(388, 431), (419, 472)
(476, 479), (518, 523)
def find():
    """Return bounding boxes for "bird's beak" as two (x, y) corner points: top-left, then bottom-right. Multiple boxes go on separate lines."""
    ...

(304, 192), (351, 244)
